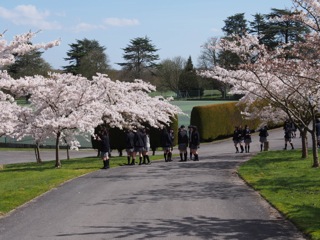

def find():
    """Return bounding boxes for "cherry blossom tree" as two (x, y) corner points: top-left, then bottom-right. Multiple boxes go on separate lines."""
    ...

(3, 72), (183, 167)
(201, 0), (320, 168)
(3, 73), (105, 168)
(0, 31), (59, 138)
(0, 32), (182, 168)
(93, 74), (183, 130)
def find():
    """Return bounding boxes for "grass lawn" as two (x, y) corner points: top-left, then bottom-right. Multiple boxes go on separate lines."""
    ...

(238, 150), (320, 240)
(0, 155), (163, 216)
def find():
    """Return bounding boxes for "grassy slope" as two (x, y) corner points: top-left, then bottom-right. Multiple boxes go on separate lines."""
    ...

(238, 150), (320, 240)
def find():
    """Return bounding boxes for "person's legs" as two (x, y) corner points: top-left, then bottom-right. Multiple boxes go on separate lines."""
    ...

(139, 152), (143, 165)
(101, 152), (109, 169)
(240, 143), (244, 153)
(234, 142), (239, 153)
(163, 149), (168, 162)
(179, 151), (183, 161)
(126, 150), (131, 165)
(289, 140), (294, 149)
(131, 152), (136, 165)
(145, 153), (150, 164)
(284, 139), (288, 150)
(167, 150), (172, 161)
(192, 149), (199, 161)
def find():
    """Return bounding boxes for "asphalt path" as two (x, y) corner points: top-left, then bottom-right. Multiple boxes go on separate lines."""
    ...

(0, 149), (98, 165)
(0, 129), (307, 240)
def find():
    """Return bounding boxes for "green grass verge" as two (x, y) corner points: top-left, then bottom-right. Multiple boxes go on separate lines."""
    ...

(238, 150), (320, 240)
(0, 155), (163, 216)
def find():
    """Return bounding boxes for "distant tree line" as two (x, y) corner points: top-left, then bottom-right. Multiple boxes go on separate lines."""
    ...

(4, 7), (309, 100)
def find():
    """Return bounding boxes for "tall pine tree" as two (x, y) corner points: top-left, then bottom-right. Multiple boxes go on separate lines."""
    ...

(178, 56), (202, 98)
(117, 36), (159, 80)
(63, 38), (110, 79)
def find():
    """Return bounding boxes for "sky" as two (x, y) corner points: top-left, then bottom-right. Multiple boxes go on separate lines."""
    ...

(0, 0), (293, 70)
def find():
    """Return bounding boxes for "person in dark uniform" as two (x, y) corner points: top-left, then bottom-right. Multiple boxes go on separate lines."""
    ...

(161, 127), (173, 162)
(190, 125), (200, 161)
(188, 125), (193, 160)
(258, 126), (269, 152)
(178, 125), (189, 162)
(284, 126), (294, 150)
(233, 126), (243, 153)
(243, 125), (252, 153)
(99, 127), (110, 169)
(133, 128), (146, 165)
(125, 129), (135, 165)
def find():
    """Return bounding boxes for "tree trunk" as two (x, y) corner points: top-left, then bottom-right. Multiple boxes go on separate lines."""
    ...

(118, 149), (123, 157)
(55, 132), (61, 168)
(311, 130), (319, 168)
(300, 128), (308, 159)
(34, 142), (42, 163)
(66, 145), (70, 160)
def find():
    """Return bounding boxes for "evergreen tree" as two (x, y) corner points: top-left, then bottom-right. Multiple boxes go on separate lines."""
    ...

(219, 13), (249, 70)
(222, 13), (248, 37)
(249, 13), (277, 48)
(6, 49), (52, 79)
(63, 38), (110, 79)
(178, 56), (202, 98)
(265, 8), (310, 45)
(117, 36), (159, 79)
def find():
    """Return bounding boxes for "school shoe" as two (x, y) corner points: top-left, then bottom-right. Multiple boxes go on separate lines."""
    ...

(101, 161), (109, 169)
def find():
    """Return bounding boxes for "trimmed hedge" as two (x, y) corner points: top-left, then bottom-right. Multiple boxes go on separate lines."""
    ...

(190, 102), (260, 142)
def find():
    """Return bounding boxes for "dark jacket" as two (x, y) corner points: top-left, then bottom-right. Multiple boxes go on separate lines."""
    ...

(233, 129), (242, 141)
(178, 129), (189, 145)
(134, 130), (145, 148)
(161, 128), (172, 148)
(100, 133), (110, 152)
(243, 128), (251, 140)
(190, 130), (200, 146)
(259, 127), (268, 137)
(125, 131), (135, 149)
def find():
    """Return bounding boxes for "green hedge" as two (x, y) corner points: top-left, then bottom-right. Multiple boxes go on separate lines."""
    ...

(190, 102), (260, 142)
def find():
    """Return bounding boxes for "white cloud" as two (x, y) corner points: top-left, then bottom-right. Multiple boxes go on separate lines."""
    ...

(73, 17), (139, 33)
(73, 23), (105, 33)
(103, 18), (140, 27)
(0, 5), (61, 30)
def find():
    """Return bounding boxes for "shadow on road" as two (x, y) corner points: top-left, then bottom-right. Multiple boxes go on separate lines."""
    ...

(55, 215), (299, 240)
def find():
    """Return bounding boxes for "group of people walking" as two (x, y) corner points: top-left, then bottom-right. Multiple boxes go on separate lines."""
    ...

(233, 125), (270, 153)
(232, 125), (253, 153)
(95, 120), (302, 169)
(94, 124), (201, 169)
(125, 128), (151, 166)
(232, 121), (300, 153)
(177, 125), (200, 162)
(160, 124), (200, 162)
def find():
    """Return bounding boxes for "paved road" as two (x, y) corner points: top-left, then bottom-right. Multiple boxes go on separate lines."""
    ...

(0, 149), (98, 165)
(0, 129), (306, 239)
